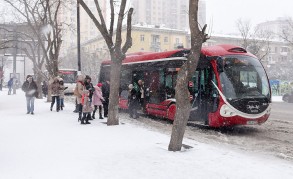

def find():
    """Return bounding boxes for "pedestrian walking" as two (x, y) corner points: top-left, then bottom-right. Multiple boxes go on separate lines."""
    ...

(50, 77), (61, 112)
(21, 75), (38, 114)
(92, 83), (105, 119)
(7, 78), (13, 95)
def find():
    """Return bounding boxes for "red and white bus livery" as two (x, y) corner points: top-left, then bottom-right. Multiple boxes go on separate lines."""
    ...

(99, 44), (271, 127)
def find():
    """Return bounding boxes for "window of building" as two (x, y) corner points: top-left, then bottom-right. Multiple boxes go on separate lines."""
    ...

(164, 37), (168, 43)
(140, 35), (145, 42)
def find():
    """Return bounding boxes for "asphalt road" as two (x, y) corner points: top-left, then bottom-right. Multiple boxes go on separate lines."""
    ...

(270, 101), (293, 122)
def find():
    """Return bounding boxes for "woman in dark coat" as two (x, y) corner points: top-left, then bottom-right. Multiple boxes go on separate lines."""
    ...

(128, 84), (140, 119)
(21, 75), (38, 114)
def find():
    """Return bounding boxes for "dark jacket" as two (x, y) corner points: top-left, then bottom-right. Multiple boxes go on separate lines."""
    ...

(102, 82), (110, 102)
(84, 81), (94, 100)
(22, 80), (38, 97)
(128, 88), (140, 109)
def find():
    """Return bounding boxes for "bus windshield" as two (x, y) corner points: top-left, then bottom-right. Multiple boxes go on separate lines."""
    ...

(219, 55), (270, 101)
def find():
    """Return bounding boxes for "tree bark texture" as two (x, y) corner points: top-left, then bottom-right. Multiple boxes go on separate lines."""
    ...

(107, 59), (122, 126)
(168, 0), (207, 151)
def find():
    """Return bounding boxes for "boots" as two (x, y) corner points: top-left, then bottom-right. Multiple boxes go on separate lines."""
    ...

(86, 114), (91, 124)
(99, 112), (103, 119)
(80, 116), (86, 124)
(92, 114), (95, 119)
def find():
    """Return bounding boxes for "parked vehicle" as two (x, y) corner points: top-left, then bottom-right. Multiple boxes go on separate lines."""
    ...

(282, 91), (293, 103)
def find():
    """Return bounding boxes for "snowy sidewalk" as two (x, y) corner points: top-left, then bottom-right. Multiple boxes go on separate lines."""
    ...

(0, 89), (292, 179)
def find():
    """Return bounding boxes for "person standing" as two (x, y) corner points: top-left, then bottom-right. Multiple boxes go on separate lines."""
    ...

(7, 78), (13, 95)
(58, 78), (68, 110)
(137, 79), (145, 109)
(84, 75), (94, 119)
(102, 80), (110, 117)
(21, 75), (38, 114)
(42, 81), (48, 97)
(84, 75), (95, 101)
(74, 74), (85, 121)
(92, 83), (105, 119)
(80, 90), (92, 124)
(50, 77), (61, 112)
(128, 83), (140, 119)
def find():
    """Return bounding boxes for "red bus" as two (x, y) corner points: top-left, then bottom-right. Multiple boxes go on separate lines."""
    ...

(57, 69), (78, 95)
(99, 44), (271, 127)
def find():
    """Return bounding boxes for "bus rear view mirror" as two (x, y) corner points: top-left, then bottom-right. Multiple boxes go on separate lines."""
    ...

(217, 57), (224, 73)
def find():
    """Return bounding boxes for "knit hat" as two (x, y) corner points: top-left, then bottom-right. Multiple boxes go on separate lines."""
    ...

(97, 83), (103, 87)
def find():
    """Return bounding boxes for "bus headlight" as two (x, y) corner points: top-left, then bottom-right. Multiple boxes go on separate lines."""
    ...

(220, 104), (237, 117)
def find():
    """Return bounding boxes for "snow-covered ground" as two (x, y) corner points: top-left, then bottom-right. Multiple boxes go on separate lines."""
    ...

(0, 89), (292, 179)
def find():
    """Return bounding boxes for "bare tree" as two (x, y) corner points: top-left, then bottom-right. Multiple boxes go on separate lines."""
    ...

(3, 0), (66, 78)
(78, 0), (133, 126)
(0, 25), (45, 98)
(279, 18), (293, 46)
(236, 18), (272, 61)
(168, 0), (208, 151)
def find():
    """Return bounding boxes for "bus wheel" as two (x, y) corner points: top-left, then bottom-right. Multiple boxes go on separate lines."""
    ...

(167, 104), (176, 121)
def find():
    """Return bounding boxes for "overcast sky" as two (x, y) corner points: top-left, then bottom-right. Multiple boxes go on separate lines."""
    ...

(206, 0), (293, 34)
(1, 0), (293, 35)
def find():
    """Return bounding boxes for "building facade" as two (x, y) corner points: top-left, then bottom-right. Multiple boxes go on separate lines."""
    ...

(131, 0), (206, 31)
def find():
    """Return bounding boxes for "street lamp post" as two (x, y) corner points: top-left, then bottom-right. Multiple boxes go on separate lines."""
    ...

(77, 0), (81, 75)
(13, 27), (17, 94)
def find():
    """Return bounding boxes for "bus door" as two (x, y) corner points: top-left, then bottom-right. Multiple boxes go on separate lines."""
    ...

(190, 65), (218, 123)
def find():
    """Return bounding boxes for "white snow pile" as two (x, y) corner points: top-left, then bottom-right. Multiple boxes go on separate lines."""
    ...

(0, 89), (292, 179)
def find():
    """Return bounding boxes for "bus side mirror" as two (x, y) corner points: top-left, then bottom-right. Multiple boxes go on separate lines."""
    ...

(217, 57), (224, 73)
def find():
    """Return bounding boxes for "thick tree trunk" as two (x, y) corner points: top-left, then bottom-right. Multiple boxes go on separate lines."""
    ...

(107, 60), (122, 126)
(168, 64), (191, 151)
(168, 0), (207, 151)
(36, 71), (43, 98)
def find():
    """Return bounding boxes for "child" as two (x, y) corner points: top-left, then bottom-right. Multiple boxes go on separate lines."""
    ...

(80, 90), (92, 124)
(58, 78), (68, 110)
(92, 83), (105, 119)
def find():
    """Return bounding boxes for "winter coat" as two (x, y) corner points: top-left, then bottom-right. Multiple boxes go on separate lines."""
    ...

(42, 82), (48, 95)
(22, 80), (38, 97)
(92, 86), (104, 106)
(59, 84), (65, 99)
(128, 88), (140, 110)
(84, 81), (95, 100)
(74, 75), (85, 104)
(50, 80), (60, 96)
(81, 91), (93, 113)
(7, 78), (13, 88)
(102, 81), (110, 103)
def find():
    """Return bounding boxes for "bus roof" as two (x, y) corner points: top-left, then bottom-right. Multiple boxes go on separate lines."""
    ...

(101, 44), (255, 65)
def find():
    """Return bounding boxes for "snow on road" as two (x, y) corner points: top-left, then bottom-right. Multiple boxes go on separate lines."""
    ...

(0, 89), (292, 179)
